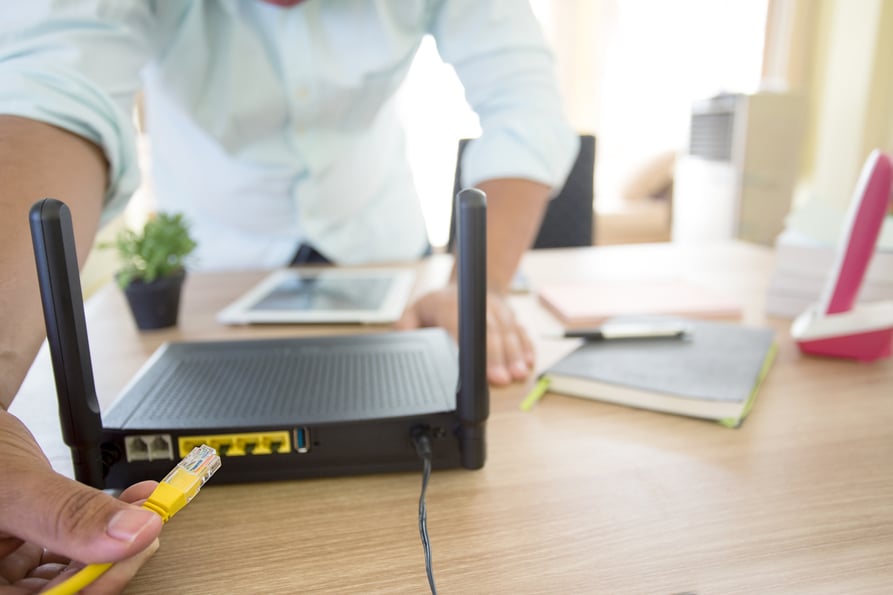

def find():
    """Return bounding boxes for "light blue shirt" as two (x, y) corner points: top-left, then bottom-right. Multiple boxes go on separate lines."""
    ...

(1, 0), (577, 270)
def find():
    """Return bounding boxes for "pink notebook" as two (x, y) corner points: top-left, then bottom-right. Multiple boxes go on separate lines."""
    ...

(537, 279), (742, 328)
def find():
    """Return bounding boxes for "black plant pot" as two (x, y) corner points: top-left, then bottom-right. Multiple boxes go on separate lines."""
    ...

(122, 270), (186, 330)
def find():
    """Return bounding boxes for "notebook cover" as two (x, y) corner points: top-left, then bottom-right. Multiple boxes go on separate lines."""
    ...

(543, 317), (776, 425)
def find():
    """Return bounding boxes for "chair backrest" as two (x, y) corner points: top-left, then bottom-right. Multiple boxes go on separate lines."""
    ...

(448, 134), (596, 251)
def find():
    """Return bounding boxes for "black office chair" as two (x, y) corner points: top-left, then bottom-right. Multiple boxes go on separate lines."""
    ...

(447, 134), (596, 251)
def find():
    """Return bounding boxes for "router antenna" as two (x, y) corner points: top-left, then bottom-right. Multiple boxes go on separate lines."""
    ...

(29, 199), (105, 488)
(455, 188), (488, 469)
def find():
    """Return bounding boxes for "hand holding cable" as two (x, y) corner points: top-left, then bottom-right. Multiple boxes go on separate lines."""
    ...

(0, 410), (160, 593)
(39, 445), (221, 595)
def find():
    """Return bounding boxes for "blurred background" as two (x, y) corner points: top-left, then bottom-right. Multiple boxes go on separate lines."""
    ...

(85, 0), (893, 299)
(395, 0), (892, 248)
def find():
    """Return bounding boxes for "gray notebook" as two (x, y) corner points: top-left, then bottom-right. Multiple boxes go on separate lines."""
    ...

(543, 317), (777, 427)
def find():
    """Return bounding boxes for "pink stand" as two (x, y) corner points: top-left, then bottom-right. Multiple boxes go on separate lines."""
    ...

(792, 302), (893, 362)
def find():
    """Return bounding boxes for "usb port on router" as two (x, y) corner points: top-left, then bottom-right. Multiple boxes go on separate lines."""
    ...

(295, 427), (310, 453)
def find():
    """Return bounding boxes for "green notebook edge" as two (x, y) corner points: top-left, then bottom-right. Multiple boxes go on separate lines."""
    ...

(717, 341), (779, 428)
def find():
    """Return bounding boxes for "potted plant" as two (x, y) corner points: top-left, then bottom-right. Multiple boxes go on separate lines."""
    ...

(106, 212), (197, 330)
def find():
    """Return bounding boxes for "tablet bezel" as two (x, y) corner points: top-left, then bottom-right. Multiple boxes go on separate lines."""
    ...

(217, 268), (417, 325)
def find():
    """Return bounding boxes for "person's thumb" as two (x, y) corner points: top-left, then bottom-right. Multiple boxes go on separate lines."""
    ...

(9, 465), (162, 563)
(0, 411), (162, 563)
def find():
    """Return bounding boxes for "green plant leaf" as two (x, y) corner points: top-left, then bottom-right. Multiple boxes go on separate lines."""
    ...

(104, 212), (197, 288)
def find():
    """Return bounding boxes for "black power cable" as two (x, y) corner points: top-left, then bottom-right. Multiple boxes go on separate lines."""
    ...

(412, 430), (437, 595)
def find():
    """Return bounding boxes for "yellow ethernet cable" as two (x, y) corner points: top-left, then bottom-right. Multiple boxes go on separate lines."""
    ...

(43, 445), (222, 595)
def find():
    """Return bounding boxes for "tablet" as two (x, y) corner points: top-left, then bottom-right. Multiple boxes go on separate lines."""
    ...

(217, 268), (416, 325)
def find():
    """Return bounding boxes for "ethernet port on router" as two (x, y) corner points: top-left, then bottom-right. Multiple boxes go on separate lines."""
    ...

(253, 440), (273, 455)
(124, 436), (150, 462)
(149, 435), (174, 461)
(179, 439), (207, 456)
(226, 441), (246, 456)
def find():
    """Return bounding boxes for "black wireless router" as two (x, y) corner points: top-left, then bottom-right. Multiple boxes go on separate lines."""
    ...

(30, 190), (488, 489)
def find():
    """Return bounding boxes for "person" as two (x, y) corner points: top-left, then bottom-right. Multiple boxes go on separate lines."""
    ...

(0, 0), (577, 591)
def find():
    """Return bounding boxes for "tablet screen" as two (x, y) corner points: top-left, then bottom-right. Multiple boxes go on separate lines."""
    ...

(217, 268), (416, 325)
(250, 275), (393, 312)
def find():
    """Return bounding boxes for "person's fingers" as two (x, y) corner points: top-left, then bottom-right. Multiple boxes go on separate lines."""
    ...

(117, 481), (159, 505)
(6, 576), (48, 594)
(38, 538), (160, 595)
(26, 561), (67, 580)
(485, 296), (535, 384)
(38, 548), (70, 566)
(0, 537), (25, 564)
(9, 475), (161, 565)
(485, 309), (512, 386)
(84, 538), (159, 594)
(393, 301), (421, 330)
(6, 483), (163, 594)
(517, 320), (536, 367)
(0, 542), (42, 585)
(0, 413), (162, 566)
(508, 320), (535, 378)
(388, 286), (535, 385)
(493, 299), (532, 380)
(394, 290), (458, 333)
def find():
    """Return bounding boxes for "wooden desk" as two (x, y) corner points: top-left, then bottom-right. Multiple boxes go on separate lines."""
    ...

(12, 242), (893, 593)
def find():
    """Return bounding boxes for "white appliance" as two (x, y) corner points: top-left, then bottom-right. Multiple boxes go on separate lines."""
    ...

(672, 91), (806, 245)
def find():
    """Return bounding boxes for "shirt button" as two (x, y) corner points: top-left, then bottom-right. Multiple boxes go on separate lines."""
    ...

(296, 87), (309, 99)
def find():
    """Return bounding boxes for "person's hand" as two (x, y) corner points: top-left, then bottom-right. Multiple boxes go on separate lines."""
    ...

(395, 285), (534, 386)
(0, 409), (162, 594)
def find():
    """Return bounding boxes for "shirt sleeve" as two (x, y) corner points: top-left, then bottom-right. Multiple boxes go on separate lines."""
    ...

(428, 0), (579, 193)
(0, 2), (153, 221)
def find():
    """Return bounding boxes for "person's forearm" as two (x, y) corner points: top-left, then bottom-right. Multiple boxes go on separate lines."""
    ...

(472, 178), (551, 294)
(0, 115), (107, 409)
